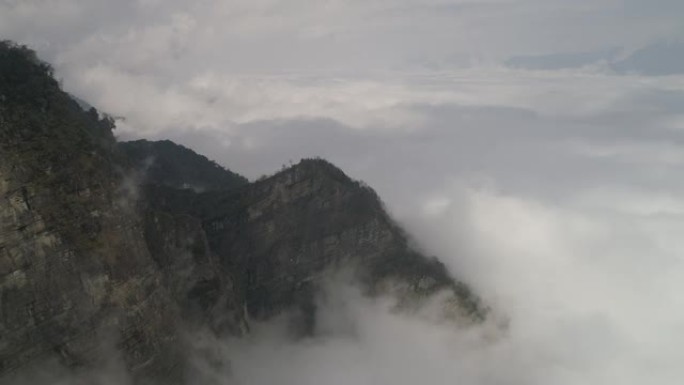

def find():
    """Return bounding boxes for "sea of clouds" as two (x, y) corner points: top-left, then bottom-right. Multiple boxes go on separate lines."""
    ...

(3, 1), (684, 384)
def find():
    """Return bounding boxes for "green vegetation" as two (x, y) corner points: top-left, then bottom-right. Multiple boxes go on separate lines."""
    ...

(119, 139), (248, 191)
(0, 41), (124, 249)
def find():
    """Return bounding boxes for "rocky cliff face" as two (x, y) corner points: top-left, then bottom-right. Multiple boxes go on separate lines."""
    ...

(144, 159), (485, 332)
(0, 41), (182, 383)
(0, 41), (485, 384)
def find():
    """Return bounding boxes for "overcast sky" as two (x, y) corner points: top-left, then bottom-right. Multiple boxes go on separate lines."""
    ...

(3, 1), (684, 384)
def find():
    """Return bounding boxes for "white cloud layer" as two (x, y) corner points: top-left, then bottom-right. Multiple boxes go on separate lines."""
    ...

(3, 1), (684, 384)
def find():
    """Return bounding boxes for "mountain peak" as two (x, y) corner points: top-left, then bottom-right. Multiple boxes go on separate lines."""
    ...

(258, 157), (352, 185)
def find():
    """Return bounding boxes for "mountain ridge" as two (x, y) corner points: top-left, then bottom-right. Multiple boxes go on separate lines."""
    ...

(0, 40), (485, 384)
(119, 139), (249, 192)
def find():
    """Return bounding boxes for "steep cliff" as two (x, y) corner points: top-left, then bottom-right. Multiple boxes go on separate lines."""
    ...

(0, 41), (182, 383)
(0, 41), (485, 384)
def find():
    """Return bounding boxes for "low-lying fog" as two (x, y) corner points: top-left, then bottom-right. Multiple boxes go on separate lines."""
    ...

(4, 0), (684, 383)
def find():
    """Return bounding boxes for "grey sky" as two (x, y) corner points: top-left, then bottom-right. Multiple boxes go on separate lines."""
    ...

(2, 0), (683, 72)
(3, 1), (684, 384)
